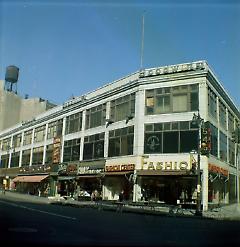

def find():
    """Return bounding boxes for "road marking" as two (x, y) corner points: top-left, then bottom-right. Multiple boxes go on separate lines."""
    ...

(0, 200), (77, 220)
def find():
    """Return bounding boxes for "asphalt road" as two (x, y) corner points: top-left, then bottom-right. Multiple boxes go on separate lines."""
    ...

(0, 197), (240, 247)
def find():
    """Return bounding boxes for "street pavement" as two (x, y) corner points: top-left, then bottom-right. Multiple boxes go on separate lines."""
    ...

(1, 190), (240, 220)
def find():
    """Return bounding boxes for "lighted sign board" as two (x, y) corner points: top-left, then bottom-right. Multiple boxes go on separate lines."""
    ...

(139, 61), (206, 78)
(105, 164), (135, 172)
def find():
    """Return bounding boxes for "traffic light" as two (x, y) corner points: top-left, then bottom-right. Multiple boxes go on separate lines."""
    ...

(201, 124), (211, 155)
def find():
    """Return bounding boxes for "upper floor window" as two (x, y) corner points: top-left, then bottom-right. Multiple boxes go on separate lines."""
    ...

(209, 123), (218, 157)
(110, 93), (135, 122)
(13, 134), (22, 148)
(34, 126), (46, 143)
(45, 144), (54, 164)
(83, 133), (104, 160)
(108, 126), (134, 157)
(220, 131), (227, 162)
(208, 88), (217, 119)
(65, 112), (82, 134)
(21, 149), (31, 166)
(85, 104), (106, 129)
(23, 130), (32, 146)
(32, 146), (44, 165)
(219, 101), (227, 130)
(2, 138), (11, 151)
(228, 112), (234, 133)
(11, 151), (20, 168)
(0, 154), (9, 168)
(144, 121), (198, 154)
(63, 138), (81, 162)
(47, 119), (63, 139)
(145, 84), (198, 115)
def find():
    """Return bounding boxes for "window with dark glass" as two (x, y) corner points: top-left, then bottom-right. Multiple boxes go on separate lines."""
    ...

(144, 121), (198, 154)
(145, 84), (198, 115)
(228, 113), (234, 133)
(83, 133), (104, 160)
(21, 149), (31, 166)
(220, 131), (227, 162)
(11, 152), (20, 167)
(13, 134), (22, 148)
(34, 126), (46, 143)
(85, 104), (106, 129)
(65, 112), (82, 134)
(108, 126), (134, 157)
(45, 144), (54, 164)
(0, 154), (9, 168)
(208, 88), (217, 119)
(63, 138), (80, 162)
(110, 93), (135, 122)
(47, 119), (63, 139)
(32, 146), (44, 165)
(23, 130), (32, 145)
(209, 123), (218, 157)
(219, 101), (226, 130)
(229, 139), (235, 166)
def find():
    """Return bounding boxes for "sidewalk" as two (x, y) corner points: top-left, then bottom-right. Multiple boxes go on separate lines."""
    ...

(1, 190), (240, 220)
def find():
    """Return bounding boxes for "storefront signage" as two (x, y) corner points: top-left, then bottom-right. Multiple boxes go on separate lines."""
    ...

(53, 137), (61, 164)
(66, 163), (77, 175)
(139, 61), (206, 78)
(105, 164), (135, 172)
(142, 161), (189, 171)
(208, 164), (228, 177)
(78, 166), (103, 175)
(19, 164), (51, 174)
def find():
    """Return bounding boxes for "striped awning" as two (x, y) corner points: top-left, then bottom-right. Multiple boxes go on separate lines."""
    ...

(12, 175), (49, 183)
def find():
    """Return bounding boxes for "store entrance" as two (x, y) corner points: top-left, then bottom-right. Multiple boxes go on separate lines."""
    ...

(140, 176), (197, 205)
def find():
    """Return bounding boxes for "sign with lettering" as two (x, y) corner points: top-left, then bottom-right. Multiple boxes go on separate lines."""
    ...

(208, 164), (228, 177)
(141, 154), (195, 171)
(139, 61), (206, 78)
(105, 164), (135, 172)
(78, 166), (103, 175)
(53, 137), (61, 164)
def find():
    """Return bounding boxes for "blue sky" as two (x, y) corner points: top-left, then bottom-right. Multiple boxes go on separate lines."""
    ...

(0, 0), (239, 107)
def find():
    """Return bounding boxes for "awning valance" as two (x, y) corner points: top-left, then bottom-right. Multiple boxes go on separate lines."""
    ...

(104, 171), (133, 176)
(12, 175), (49, 183)
(58, 176), (76, 181)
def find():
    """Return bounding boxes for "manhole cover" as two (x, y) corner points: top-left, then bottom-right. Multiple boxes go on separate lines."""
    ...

(8, 227), (38, 233)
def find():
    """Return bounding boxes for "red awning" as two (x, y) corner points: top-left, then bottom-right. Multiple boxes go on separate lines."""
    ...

(12, 175), (49, 183)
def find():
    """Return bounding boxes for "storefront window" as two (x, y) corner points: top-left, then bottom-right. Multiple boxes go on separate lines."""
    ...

(65, 112), (82, 134)
(220, 131), (227, 162)
(23, 130), (32, 145)
(85, 104), (106, 129)
(11, 151), (20, 167)
(47, 119), (63, 139)
(34, 126), (46, 143)
(110, 93), (135, 122)
(144, 121), (198, 154)
(108, 126), (134, 157)
(145, 84), (198, 115)
(21, 149), (31, 166)
(63, 138), (80, 162)
(83, 133), (104, 160)
(32, 146), (44, 165)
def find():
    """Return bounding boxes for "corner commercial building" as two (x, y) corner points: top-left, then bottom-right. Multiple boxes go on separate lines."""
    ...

(0, 61), (239, 211)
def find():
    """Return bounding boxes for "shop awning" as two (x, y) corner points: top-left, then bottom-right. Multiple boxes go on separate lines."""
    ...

(12, 175), (49, 183)
(58, 176), (76, 181)
(136, 170), (189, 176)
(104, 171), (133, 176)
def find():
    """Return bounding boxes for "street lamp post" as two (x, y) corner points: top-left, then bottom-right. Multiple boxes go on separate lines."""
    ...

(192, 111), (204, 216)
